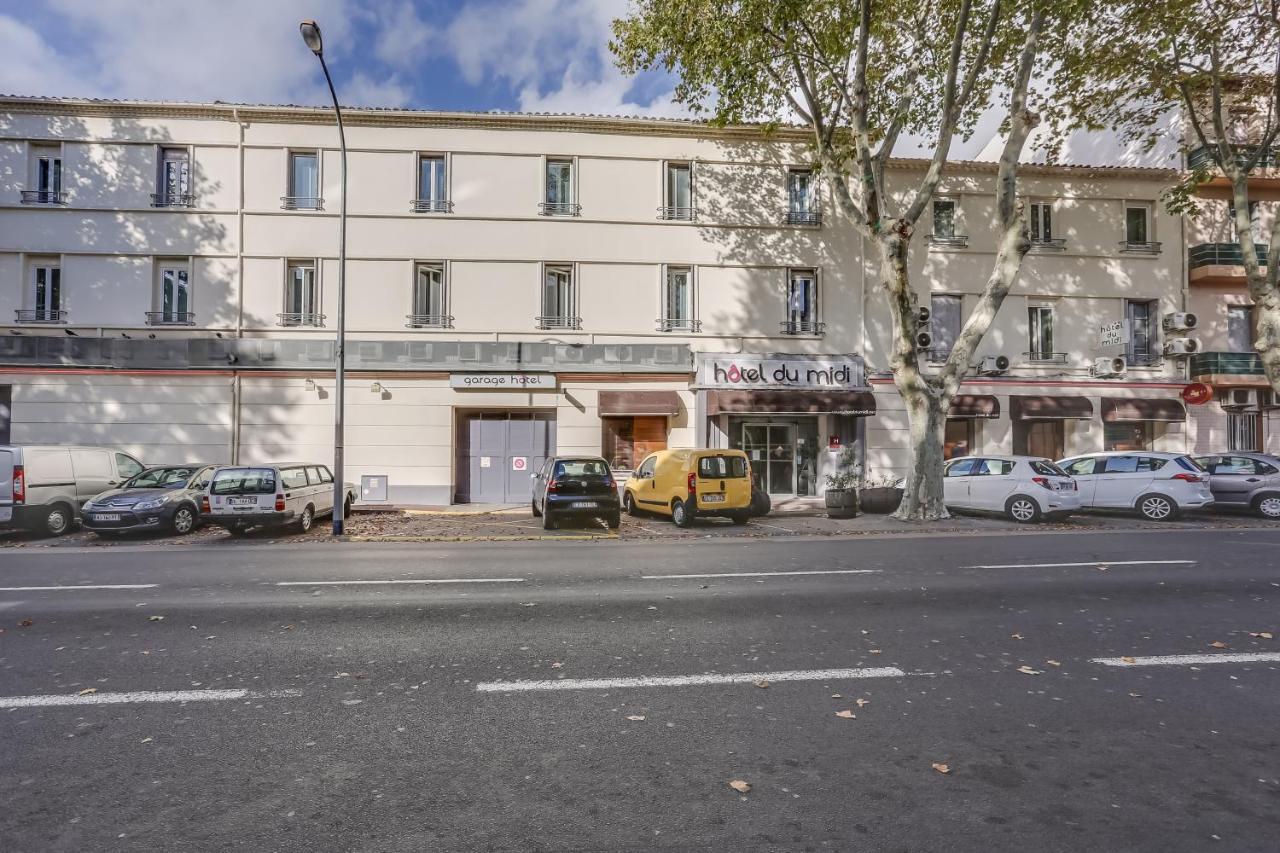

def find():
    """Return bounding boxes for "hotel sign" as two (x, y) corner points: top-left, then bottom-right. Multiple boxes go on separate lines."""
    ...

(450, 373), (557, 390)
(696, 354), (867, 390)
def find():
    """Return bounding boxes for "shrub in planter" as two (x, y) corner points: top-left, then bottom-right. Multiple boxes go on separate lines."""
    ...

(824, 487), (859, 519)
(824, 448), (861, 520)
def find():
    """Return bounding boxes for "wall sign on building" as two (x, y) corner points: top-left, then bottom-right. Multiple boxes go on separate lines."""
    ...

(696, 354), (867, 390)
(1098, 321), (1129, 348)
(449, 373), (557, 390)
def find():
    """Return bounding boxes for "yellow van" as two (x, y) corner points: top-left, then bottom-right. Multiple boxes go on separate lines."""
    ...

(622, 449), (753, 527)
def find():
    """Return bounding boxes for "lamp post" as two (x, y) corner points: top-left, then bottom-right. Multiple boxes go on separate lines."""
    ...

(300, 19), (349, 534)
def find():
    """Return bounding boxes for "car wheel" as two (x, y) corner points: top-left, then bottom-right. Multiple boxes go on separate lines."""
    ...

(672, 499), (694, 528)
(298, 505), (315, 533)
(342, 496), (353, 520)
(730, 511), (749, 526)
(1137, 493), (1178, 521)
(607, 512), (621, 530)
(227, 524), (252, 536)
(171, 504), (197, 535)
(42, 503), (73, 537)
(531, 498), (542, 518)
(1254, 494), (1280, 520)
(623, 492), (638, 517)
(543, 510), (556, 530)
(1006, 495), (1041, 524)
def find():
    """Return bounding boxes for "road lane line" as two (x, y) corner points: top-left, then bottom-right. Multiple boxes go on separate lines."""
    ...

(964, 560), (1196, 569)
(0, 584), (159, 591)
(476, 666), (908, 693)
(0, 688), (302, 708)
(274, 578), (525, 586)
(641, 569), (881, 580)
(1092, 653), (1280, 667)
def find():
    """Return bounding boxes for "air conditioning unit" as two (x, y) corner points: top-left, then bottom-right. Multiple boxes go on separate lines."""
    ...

(915, 331), (933, 350)
(1162, 312), (1198, 332)
(916, 306), (931, 326)
(1163, 337), (1200, 357)
(1220, 388), (1260, 409)
(456, 342), (481, 362)
(560, 344), (585, 363)
(1093, 355), (1127, 377)
(979, 355), (1011, 375)
(604, 345), (633, 363)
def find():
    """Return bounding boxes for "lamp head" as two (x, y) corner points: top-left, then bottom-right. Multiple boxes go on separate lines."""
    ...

(299, 20), (323, 55)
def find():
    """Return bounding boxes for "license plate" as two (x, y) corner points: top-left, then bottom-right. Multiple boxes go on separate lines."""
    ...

(0, 507), (12, 523)
(227, 497), (257, 506)
(93, 513), (120, 521)
(702, 493), (726, 503)
(570, 501), (597, 509)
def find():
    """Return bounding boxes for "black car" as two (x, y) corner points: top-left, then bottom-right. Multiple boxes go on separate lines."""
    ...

(81, 464), (215, 536)
(531, 456), (621, 530)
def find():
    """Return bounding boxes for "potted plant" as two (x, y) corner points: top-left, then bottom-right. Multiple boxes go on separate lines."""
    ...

(824, 447), (860, 519)
(859, 469), (905, 515)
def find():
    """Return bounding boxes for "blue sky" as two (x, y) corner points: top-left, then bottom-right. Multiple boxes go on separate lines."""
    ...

(0, 0), (684, 116)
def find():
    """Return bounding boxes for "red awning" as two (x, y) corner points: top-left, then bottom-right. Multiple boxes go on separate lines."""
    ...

(706, 390), (876, 416)
(597, 390), (680, 417)
(948, 395), (1000, 419)
(1101, 397), (1186, 422)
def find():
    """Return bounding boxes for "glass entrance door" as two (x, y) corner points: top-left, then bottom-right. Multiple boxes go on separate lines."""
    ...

(742, 423), (798, 495)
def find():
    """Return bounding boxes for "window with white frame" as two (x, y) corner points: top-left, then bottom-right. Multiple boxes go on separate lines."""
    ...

(1124, 205), (1149, 245)
(542, 159), (577, 215)
(23, 145), (64, 205)
(155, 148), (191, 207)
(660, 266), (696, 331)
(540, 265), (577, 328)
(784, 269), (820, 334)
(21, 261), (63, 322)
(415, 155), (449, 212)
(662, 162), (694, 220)
(152, 260), (192, 325)
(284, 152), (320, 209)
(1029, 201), (1061, 247)
(410, 263), (449, 327)
(1125, 299), (1159, 365)
(1227, 305), (1254, 353)
(282, 261), (320, 326)
(932, 199), (965, 245)
(787, 169), (818, 225)
(1027, 303), (1057, 361)
(929, 294), (962, 362)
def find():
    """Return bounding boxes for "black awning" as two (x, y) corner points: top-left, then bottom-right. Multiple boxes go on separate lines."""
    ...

(597, 390), (680, 417)
(1010, 395), (1094, 420)
(949, 394), (1000, 419)
(1101, 397), (1186, 422)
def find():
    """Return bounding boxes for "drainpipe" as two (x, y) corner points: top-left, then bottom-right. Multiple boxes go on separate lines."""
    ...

(232, 106), (246, 340)
(230, 374), (242, 464)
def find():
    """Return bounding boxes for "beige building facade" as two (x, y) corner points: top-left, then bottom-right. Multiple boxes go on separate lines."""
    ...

(0, 96), (1275, 504)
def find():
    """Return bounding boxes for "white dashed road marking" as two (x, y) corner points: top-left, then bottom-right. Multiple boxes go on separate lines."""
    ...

(0, 688), (303, 708)
(964, 560), (1196, 569)
(274, 578), (524, 586)
(641, 569), (881, 580)
(1092, 652), (1280, 667)
(0, 584), (159, 591)
(476, 666), (908, 693)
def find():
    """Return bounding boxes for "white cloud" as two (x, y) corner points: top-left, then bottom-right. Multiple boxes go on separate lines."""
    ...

(343, 72), (413, 109)
(0, 15), (87, 97)
(372, 1), (434, 70)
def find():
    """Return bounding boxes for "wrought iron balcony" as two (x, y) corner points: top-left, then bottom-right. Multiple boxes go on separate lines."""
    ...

(277, 312), (326, 327)
(538, 202), (581, 217)
(780, 319), (825, 336)
(151, 192), (195, 208)
(145, 311), (195, 326)
(1118, 240), (1162, 254)
(405, 313), (454, 329)
(20, 190), (67, 205)
(1125, 350), (1162, 367)
(1190, 351), (1265, 378)
(536, 315), (582, 330)
(411, 198), (453, 213)
(658, 206), (697, 221)
(280, 196), (324, 210)
(1029, 237), (1067, 251)
(14, 309), (67, 324)
(929, 234), (969, 248)
(1023, 351), (1069, 365)
(1187, 143), (1280, 172)
(656, 318), (701, 332)
(785, 211), (822, 227)
(1188, 242), (1270, 269)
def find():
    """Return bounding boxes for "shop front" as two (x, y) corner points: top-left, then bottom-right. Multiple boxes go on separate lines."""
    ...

(945, 394), (1000, 459)
(1100, 397), (1186, 451)
(695, 354), (875, 498)
(1010, 395), (1094, 460)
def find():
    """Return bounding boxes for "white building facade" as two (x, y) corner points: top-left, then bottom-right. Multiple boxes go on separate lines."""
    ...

(0, 96), (1275, 505)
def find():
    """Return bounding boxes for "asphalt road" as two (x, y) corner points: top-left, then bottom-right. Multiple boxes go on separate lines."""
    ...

(2, 529), (1279, 852)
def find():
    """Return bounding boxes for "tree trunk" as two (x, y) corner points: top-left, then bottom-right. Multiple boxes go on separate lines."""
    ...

(893, 385), (950, 521)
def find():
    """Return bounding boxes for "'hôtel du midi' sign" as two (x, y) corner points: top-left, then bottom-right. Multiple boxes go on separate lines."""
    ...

(696, 353), (868, 391)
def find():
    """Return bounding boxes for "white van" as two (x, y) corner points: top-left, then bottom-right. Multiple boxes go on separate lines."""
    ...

(0, 445), (145, 536)
(202, 463), (355, 535)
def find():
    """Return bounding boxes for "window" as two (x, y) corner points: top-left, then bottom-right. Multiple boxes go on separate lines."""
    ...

(115, 454), (144, 479)
(305, 466), (324, 486)
(1029, 460), (1069, 477)
(786, 169), (818, 225)
(36, 152), (61, 193)
(698, 455), (748, 478)
(636, 455), (657, 479)
(211, 468), (277, 495)
(1103, 455), (1166, 473)
(972, 459), (1015, 476)
(155, 148), (191, 207)
(663, 162), (694, 220)
(1200, 455), (1271, 475)
(932, 199), (963, 245)
(945, 458), (978, 477)
(929, 294), (962, 362)
(281, 468), (309, 490)
(1125, 299), (1159, 365)
(1027, 304), (1056, 361)
(1103, 422), (1154, 452)
(1125, 206), (1149, 244)
(1061, 457), (1099, 476)
(540, 265), (577, 329)
(784, 269), (820, 334)
(410, 263), (449, 327)
(415, 155), (449, 212)
(23, 145), (64, 204)
(282, 261), (320, 326)
(602, 417), (668, 470)
(285, 152), (320, 209)
(944, 418), (974, 460)
(1227, 306), (1254, 352)
(660, 266), (696, 331)
(542, 158), (577, 215)
(153, 261), (192, 325)
(1227, 200), (1264, 242)
(1029, 201), (1062, 247)
(1228, 412), (1260, 451)
(1013, 420), (1064, 460)
(26, 263), (63, 323)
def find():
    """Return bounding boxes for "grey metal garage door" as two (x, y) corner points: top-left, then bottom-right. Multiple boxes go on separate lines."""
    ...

(456, 411), (556, 504)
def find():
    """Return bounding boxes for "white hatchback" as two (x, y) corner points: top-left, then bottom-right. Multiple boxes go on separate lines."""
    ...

(943, 455), (1081, 522)
(1056, 451), (1213, 520)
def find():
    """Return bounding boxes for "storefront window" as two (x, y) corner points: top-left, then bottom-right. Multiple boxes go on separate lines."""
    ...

(731, 417), (819, 497)
(601, 416), (667, 471)
(944, 418), (975, 460)
(1228, 412), (1259, 451)
(1013, 420), (1064, 460)
(1103, 421), (1153, 452)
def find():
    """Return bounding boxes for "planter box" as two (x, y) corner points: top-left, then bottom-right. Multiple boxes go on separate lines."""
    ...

(824, 488), (860, 519)
(859, 486), (903, 514)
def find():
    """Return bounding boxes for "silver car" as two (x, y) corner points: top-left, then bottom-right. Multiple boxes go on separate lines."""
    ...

(1194, 453), (1280, 519)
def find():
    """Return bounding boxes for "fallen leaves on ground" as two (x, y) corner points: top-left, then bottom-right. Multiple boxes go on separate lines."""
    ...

(625, 715), (645, 721)
(728, 780), (751, 793)
(1010, 633), (1024, 640)
(1209, 641), (1228, 649)
(1121, 656), (1137, 664)
(18, 619), (33, 627)
(931, 763), (951, 775)
(550, 662), (563, 669)
(830, 693), (843, 699)
(1046, 660), (1062, 667)
(868, 649), (882, 655)
(754, 680), (769, 689)
(1017, 665), (1042, 675)
(835, 710), (856, 719)
(78, 688), (97, 696)
(855, 698), (870, 708)
(147, 615), (164, 622)
(1248, 631), (1274, 640)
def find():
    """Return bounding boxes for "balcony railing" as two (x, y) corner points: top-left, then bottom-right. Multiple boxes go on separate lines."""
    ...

(14, 309), (67, 324)
(658, 206), (697, 221)
(280, 196), (324, 210)
(929, 234), (969, 248)
(1188, 242), (1270, 269)
(780, 319), (825, 336)
(536, 315), (582, 330)
(539, 202), (581, 217)
(277, 312), (326, 327)
(145, 311), (195, 326)
(656, 318), (701, 332)
(1126, 350), (1162, 367)
(20, 190), (67, 205)
(1119, 240), (1162, 254)
(411, 198), (453, 213)
(406, 313), (454, 329)
(1029, 237), (1067, 251)
(785, 211), (822, 227)
(151, 192), (195, 208)
(1190, 351), (1265, 378)
(1187, 143), (1280, 172)
(1024, 351), (1069, 365)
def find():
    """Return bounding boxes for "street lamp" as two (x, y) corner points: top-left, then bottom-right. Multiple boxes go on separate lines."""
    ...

(299, 19), (349, 535)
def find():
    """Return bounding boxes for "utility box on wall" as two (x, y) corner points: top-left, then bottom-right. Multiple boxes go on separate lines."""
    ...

(360, 474), (389, 503)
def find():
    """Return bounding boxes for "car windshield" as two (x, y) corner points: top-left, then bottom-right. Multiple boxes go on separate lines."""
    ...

(1029, 460), (1069, 477)
(554, 460), (611, 478)
(125, 466), (196, 489)
(210, 468), (277, 495)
